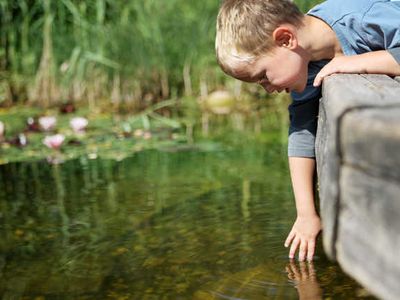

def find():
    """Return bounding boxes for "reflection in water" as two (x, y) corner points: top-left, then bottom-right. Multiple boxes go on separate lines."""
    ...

(0, 145), (376, 299)
(286, 261), (322, 300)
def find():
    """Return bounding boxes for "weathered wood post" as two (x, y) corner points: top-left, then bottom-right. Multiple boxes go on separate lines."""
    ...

(316, 74), (400, 300)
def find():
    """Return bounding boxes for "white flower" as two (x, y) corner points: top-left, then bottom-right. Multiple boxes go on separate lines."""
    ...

(43, 134), (65, 150)
(39, 116), (57, 131)
(70, 117), (88, 133)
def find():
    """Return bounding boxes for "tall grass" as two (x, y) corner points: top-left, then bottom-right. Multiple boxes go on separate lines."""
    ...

(0, 0), (322, 110)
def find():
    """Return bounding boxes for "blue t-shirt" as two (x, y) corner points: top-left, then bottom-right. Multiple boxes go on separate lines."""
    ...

(288, 0), (400, 157)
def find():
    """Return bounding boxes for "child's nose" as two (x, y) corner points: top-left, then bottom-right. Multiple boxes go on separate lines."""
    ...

(259, 82), (275, 93)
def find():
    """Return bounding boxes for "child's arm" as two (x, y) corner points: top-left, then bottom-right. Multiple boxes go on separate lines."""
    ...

(285, 156), (321, 261)
(313, 50), (400, 87)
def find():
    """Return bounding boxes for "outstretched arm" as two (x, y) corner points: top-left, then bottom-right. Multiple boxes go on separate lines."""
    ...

(285, 156), (321, 261)
(313, 50), (400, 87)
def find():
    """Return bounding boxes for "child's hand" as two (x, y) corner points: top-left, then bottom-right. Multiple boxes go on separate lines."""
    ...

(313, 50), (400, 87)
(313, 55), (366, 87)
(284, 215), (321, 261)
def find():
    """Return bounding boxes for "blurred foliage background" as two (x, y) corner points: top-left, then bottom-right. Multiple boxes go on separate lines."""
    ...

(0, 0), (322, 110)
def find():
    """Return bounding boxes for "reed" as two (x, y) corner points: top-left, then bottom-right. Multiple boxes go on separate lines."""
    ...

(0, 0), (322, 110)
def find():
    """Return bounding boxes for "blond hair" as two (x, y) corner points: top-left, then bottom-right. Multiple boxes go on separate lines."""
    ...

(216, 0), (303, 76)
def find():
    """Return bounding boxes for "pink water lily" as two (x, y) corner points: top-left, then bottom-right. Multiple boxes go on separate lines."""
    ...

(43, 134), (65, 150)
(70, 117), (88, 133)
(39, 116), (57, 131)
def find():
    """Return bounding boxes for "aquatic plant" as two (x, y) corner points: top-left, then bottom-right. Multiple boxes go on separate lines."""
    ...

(7, 133), (28, 147)
(43, 134), (65, 150)
(70, 117), (88, 133)
(26, 117), (40, 132)
(39, 116), (57, 131)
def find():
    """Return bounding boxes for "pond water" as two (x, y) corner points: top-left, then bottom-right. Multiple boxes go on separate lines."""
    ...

(0, 137), (375, 299)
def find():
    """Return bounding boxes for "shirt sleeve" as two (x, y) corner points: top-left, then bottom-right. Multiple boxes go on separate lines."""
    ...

(388, 47), (400, 64)
(362, 1), (400, 64)
(288, 60), (328, 158)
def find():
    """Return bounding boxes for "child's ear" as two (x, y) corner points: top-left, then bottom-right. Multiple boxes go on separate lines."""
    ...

(272, 26), (298, 49)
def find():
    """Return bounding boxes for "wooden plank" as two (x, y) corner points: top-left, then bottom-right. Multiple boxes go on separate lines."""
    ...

(340, 166), (400, 243)
(324, 74), (400, 118)
(337, 166), (400, 300)
(341, 108), (400, 181)
(316, 74), (400, 258)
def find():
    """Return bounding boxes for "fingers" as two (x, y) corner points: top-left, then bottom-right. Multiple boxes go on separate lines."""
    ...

(307, 239), (316, 261)
(313, 68), (329, 87)
(285, 265), (296, 281)
(313, 64), (328, 87)
(313, 75), (323, 87)
(286, 235), (317, 261)
(313, 59), (341, 87)
(290, 260), (301, 279)
(286, 261), (319, 286)
(313, 61), (335, 87)
(299, 262), (309, 281)
(284, 230), (295, 248)
(307, 261), (317, 281)
(289, 237), (300, 259)
(298, 240), (307, 262)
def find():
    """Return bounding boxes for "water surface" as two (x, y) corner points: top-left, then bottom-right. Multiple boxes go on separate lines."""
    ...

(0, 139), (375, 299)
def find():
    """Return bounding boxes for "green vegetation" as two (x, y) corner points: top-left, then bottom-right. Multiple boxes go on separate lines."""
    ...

(1, 0), (222, 108)
(296, 0), (323, 12)
(0, 0), (322, 164)
(1, 0), (322, 107)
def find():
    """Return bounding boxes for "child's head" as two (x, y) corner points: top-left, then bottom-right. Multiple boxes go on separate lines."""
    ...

(216, 0), (304, 81)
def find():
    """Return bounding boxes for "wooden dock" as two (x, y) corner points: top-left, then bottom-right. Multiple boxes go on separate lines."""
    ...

(316, 74), (400, 300)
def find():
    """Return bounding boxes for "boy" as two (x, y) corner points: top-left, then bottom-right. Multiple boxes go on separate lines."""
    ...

(215, 0), (400, 261)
